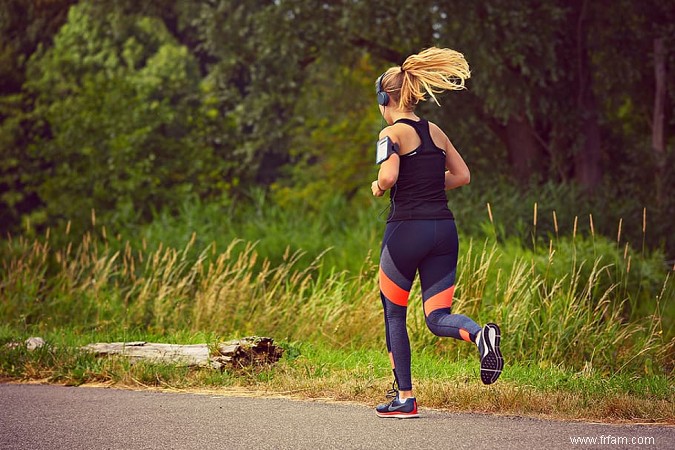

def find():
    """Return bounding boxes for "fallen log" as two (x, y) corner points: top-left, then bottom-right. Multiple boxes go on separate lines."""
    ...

(5, 337), (46, 351)
(82, 336), (283, 370)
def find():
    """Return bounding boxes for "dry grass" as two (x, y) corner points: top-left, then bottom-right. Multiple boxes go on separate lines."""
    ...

(1, 225), (672, 374)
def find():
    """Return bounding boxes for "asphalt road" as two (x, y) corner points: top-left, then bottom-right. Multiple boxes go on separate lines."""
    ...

(0, 383), (672, 450)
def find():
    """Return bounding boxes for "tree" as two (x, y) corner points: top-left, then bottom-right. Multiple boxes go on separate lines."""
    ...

(23, 2), (220, 231)
(0, 0), (77, 97)
(0, 0), (77, 232)
(438, 1), (566, 184)
(93, 0), (345, 186)
(567, 0), (603, 191)
(273, 54), (382, 208)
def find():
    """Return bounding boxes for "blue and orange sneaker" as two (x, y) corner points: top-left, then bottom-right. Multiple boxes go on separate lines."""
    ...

(476, 322), (503, 385)
(375, 379), (419, 418)
(375, 395), (419, 419)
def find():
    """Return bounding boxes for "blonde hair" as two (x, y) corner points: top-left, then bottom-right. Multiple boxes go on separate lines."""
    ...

(379, 47), (470, 111)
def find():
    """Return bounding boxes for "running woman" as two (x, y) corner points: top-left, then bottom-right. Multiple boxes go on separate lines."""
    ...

(371, 47), (503, 419)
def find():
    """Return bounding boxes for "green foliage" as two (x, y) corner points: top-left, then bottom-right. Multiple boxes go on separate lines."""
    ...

(177, 0), (343, 184)
(20, 3), (224, 233)
(442, 1), (566, 121)
(0, 0), (78, 232)
(273, 54), (383, 208)
(0, 92), (32, 231)
(0, 0), (77, 94)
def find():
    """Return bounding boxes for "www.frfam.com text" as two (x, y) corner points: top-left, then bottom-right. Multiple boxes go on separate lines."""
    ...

(569, 435), (655, 446)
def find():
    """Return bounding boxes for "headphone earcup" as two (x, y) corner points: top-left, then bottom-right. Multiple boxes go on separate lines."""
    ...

(376, 73), (390, 106)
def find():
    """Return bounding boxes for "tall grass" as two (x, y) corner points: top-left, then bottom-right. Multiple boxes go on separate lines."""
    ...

(1, 199), (672, 376)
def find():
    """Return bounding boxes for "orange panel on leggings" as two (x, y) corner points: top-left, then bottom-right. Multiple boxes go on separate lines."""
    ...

(423, 285), (455, 316)
(379, 267), (410, 307)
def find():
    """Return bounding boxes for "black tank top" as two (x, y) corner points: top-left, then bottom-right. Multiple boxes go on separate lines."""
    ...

(387, 118), (454, 222)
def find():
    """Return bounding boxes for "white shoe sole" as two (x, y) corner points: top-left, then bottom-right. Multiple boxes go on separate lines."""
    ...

(480, 323), (503, 385)
(376, 412), (420, 419)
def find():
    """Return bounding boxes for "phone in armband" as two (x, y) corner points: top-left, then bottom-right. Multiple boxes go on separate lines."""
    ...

(376, 136), (398, 164)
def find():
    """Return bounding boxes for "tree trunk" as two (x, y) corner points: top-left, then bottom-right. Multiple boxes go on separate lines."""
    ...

(652, 37), (667, 207)
(470, 94), (543, 184)
(505, 113), (542, 183)
(572, 0), (602, 192)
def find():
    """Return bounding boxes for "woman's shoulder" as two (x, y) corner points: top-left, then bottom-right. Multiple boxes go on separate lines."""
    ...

(379, 122), (413, 140)
(378, 125), (393, 139)
(429, 122), (450, 149)
(427, 120), (443, 133)
(428, 121), (450, 142)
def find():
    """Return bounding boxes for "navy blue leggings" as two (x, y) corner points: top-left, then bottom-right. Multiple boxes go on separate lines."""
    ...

(379, 219), (481, 391)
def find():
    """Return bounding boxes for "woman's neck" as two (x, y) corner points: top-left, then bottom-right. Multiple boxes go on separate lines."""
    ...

(389, 110), (419, 124)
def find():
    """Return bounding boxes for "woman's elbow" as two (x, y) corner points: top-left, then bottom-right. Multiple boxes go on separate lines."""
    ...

(379, 174), (398, 189)
(459, 170), (470, 186)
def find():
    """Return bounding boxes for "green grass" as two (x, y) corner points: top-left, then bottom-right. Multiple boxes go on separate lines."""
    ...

(0, 328), (672, 423)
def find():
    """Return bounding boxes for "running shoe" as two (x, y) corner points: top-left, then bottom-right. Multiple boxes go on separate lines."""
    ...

(375, 378), (419, 418)
(375, 396), (419, 419)
(477, 322), (503, 385)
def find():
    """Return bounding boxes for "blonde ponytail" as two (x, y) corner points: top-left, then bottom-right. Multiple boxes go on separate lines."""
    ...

(380, 47), (470, 111)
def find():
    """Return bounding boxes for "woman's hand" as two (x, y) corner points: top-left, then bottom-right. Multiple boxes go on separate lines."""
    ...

(371, 180), (385, 197)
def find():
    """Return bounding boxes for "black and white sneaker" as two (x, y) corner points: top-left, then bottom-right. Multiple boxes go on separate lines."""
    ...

(476, 323), (503, 385)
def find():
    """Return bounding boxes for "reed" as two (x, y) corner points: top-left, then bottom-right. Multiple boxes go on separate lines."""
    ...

(1, 210), (671, 375)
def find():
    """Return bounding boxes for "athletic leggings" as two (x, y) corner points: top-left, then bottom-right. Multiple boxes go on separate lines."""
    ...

(379, 219), (481, 391)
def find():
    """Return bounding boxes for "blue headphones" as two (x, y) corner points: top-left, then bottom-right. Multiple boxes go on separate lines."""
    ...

(376, 73), (390, 106)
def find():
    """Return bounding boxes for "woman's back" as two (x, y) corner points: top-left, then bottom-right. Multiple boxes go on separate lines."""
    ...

(387, 118), (453, 222)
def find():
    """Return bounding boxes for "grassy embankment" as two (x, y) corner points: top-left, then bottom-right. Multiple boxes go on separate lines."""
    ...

(1, 196), (673, 423)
